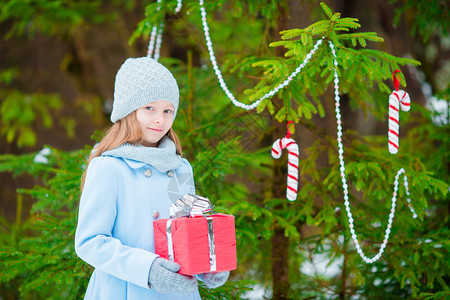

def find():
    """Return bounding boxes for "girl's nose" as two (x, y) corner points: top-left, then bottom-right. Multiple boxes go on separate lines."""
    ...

(154, 112), (164, 123)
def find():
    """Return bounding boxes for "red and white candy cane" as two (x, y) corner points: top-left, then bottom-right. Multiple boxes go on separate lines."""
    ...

(271, 121), (299, 201)
(388, 70), (411, 154)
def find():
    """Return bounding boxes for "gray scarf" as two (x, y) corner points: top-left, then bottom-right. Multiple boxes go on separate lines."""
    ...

(102, 136), (182, 172)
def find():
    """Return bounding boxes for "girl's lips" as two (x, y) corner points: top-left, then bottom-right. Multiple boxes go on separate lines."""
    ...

(149, 128), (163, 132)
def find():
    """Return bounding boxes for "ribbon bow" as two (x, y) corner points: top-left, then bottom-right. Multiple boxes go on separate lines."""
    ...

(170, 194), (216, 218)
(165, 193), (218, 272)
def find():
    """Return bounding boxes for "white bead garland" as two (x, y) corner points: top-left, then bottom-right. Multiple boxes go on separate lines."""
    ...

(175, 0), (183, 14)
(147, 0), (163, 60)
(147, 25), (158, 58)
(154, 23), (164, 61)
(147, 0), (183, 61)
(329, 41), (416, 264)
(404, 173), (417, 218)
(199, 0), (324, 110)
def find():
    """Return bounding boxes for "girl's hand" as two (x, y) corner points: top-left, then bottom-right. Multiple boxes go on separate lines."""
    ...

(148, 258), (197, 294)
(198, 271), (230, 289)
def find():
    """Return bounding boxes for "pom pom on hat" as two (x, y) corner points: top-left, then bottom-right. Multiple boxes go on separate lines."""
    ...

(111, 57), (179, 123)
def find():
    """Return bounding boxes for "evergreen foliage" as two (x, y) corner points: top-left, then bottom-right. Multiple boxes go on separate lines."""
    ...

(0, 0), (121, 38)
(0, 147), (88, 299)
(0, 69), (67, 148)
(0, 1), (448, 299)
(392, 0), (449, 43)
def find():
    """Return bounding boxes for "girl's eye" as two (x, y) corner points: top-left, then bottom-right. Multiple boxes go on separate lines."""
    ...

(145, 106), (154, 111)
(164, 109), (173, 114)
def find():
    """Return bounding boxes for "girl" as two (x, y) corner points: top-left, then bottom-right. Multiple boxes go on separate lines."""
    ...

(75, 57), (229, 299)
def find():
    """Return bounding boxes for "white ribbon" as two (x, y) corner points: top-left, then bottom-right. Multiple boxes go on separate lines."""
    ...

(169, 194), (215, 218)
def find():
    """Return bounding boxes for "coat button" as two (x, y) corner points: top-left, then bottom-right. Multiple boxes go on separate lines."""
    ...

(144, 169), (152, 178)
(166, 170), (174, 177)
(152, 210), (160, 219)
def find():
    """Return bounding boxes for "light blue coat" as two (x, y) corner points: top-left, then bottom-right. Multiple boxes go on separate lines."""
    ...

(75, 155), (201, 300)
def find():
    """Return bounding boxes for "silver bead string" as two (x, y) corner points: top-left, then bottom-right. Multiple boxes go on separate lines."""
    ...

(404, 172), (417, 218)
(147, 23), (165, 61)
(154, 23), (164, 61)
(147, 25), (158, 58)
(329, 41), (416, 264)
(147, 0), (183, 61)
(147, 0), (162, 60)
(175, 0), (183, 14)
(199, 0), (325, 110)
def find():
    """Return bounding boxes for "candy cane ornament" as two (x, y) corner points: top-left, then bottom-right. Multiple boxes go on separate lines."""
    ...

(271, 122), (299, 201)
(388, 70), (411, 154)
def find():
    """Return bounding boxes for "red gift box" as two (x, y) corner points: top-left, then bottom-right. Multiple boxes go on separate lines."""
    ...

(153, 213), (237, 275)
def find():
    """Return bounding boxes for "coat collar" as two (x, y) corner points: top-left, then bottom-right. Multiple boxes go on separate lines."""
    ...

(122, 158), (147, 169)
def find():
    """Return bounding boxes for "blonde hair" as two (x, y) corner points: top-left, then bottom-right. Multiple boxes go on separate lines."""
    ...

(81, 111), (183, 188)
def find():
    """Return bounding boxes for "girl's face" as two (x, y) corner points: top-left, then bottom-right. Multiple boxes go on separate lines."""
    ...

(135, 100), (175, 147)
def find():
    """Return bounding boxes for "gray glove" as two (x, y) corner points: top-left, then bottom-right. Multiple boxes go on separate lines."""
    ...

(198, 271), (230, 289)
(148, 258), (197, 295)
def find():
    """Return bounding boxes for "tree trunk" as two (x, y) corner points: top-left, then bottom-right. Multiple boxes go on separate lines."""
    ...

(270, 118), (291, 299)
(271, 227), (290, 299)
(270, 3), (291, 299)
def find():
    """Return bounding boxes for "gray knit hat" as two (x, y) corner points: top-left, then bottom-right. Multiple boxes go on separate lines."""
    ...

(111, 57), (179, 123)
